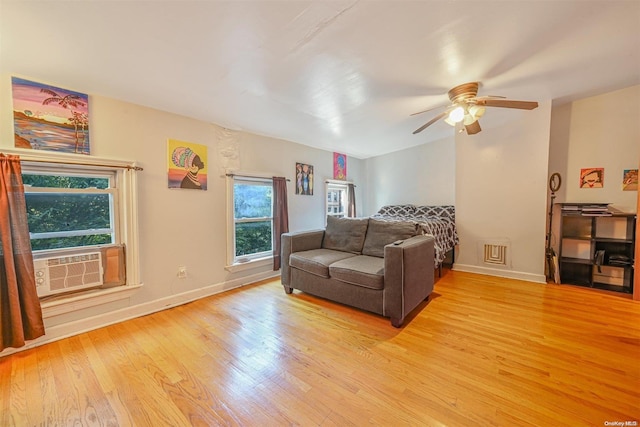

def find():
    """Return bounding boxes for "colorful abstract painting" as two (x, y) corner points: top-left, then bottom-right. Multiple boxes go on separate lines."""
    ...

(579, 168), (604, 188)
(295, 162), (314, 195)
(168, 139), (208, 190)
(333, 152), (347, 180)
(12, 77), (90, 154)
(622, 169), (638, 191)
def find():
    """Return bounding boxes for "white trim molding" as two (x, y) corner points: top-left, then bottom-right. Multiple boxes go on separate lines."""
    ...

(225, 256), (273, 273)
(40, 283), (144, 318)
(453, 263), (546, 284)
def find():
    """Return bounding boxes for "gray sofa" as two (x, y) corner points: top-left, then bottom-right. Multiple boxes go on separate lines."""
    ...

(281, 216), (435, 327)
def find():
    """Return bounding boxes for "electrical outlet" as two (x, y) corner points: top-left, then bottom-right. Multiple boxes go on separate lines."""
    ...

(177, 266), (187, 279)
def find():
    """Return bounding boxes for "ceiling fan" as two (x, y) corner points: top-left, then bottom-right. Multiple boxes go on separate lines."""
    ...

(411, 82), (538, 135)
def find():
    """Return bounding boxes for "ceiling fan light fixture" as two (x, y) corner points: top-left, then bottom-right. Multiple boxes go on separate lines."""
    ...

(468, 105), (485, 119)
(448, 106), (465, 123)
(462, 114), (476, 126)
(411, 82), (538, 136)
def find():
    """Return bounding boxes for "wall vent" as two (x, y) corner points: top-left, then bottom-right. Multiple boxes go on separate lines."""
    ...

(483, 244), (508, 265)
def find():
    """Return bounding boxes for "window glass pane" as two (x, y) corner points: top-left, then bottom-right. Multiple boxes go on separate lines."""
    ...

(22, 174), (109, 189)
(31, 235), (112, 251)
(234, 183), (272, 218)
(25, 193), (111, 233)
(326, 185), (346, 218)
(235, 221), (272, 256)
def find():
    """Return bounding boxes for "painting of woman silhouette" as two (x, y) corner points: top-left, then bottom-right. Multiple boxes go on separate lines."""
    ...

(168, 139), (207, 190)
(296, 162), (314, 195)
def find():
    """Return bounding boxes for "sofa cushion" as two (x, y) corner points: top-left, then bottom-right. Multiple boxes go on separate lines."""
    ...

(290, 249), (357, 278)
(329, 255), (385, 290)
(322, 216), (369, 254)
(362, 219), (418, 258)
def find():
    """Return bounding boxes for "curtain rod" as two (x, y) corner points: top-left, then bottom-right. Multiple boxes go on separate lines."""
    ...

(18, 156), (143, 171)
(226, 173), (290, 182)
(325, 179), (356, 187)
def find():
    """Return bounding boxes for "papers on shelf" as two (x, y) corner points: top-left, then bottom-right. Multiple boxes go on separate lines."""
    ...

(561, 203), (611, 216)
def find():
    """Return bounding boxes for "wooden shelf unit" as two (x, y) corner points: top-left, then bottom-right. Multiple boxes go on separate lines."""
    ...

(558, 203), (636, 293)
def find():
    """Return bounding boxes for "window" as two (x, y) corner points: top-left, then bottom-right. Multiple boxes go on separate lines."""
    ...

(22, 168), (118, 251)
(326, 181), (348, 219)
(6, 151), (141, 313)
(231, 176), (273, 263)
(19, 158), (140, 287)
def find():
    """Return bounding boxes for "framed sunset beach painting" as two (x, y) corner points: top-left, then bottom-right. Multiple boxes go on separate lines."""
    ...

(12, 77), (91, 155)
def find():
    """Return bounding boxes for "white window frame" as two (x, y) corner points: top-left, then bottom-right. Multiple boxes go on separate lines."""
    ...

(225, 173), (274, 272)
(3, 148), (142, 317)
(325, 179), (353, 222)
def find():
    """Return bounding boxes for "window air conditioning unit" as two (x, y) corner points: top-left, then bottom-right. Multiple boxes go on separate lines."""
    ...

(34, 252), (104, 297)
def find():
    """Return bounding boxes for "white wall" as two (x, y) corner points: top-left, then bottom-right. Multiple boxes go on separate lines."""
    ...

(549, 85), (639, 212)
(363, 136), (455, 215)
(237, 131), (364, 231)
(454, 102), (553, 283)
(0, 74), (364, 355)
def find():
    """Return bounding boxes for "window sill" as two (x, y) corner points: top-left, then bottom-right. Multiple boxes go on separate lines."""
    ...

(225, 256), (273, 273)
(40, 283), (144, 319)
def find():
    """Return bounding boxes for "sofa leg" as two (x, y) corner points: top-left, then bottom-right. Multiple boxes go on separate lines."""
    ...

(283, 285), (293, 294)
(390, 317), (403, 328)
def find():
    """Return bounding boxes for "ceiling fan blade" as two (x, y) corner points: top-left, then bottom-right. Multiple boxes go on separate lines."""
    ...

(475, 95), (507, 100)
(413, 111), (447, 134)
(465, 120), (482, 135)
(410, 103), (449, 116)
(477, 99), (538, 110)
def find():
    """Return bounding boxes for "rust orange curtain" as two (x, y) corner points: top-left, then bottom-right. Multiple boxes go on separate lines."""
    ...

(0, 154), (44, 351)
(272, 176), (289, 271)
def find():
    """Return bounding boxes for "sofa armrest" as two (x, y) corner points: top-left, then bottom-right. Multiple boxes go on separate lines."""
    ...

(383, 234), (435, 327)
(280, 230), (325, 286)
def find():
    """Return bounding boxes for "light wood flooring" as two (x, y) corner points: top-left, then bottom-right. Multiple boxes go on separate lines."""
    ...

(1, 270), (639, 426)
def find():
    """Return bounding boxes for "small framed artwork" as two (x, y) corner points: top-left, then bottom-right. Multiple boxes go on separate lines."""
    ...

(333, 152), (347, 180)
(168, 139), (208, 190)
(580, 168), (604, 188)
(295, 162), (314, 195)
(622, 169), (638, 191)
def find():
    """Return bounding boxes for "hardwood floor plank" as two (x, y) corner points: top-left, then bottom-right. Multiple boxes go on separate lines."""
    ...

(7, 351), (31, 426)
(69, 336), (121, 425)
(1, 271), (639, 426)
(34, 344), (64, 426)
(0, 356), (13, 426)
(46, 340), (86, 425)
(157, 364), (244, 426)
(21, 348), (47, 425)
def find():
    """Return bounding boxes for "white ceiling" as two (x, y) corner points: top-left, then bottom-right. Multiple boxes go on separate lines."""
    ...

(1, 1), (639, 158)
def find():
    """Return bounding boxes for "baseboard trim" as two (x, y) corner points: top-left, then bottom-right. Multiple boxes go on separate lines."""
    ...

(0, 269), (280, 358)
(452, 263), (546, 284)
